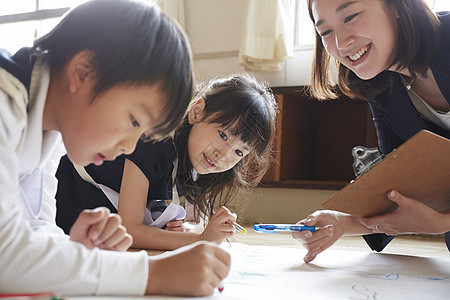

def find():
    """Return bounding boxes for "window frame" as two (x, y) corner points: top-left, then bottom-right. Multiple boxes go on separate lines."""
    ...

(293, 0), (450, 48)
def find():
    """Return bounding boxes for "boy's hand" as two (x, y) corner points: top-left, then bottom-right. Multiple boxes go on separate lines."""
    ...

(70, 207), (133, 251)
(146, 241), (231, 296)
(200, 206), (236, 244)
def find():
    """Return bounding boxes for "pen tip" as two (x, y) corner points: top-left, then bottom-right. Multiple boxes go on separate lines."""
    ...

(241, 228), (247, 234)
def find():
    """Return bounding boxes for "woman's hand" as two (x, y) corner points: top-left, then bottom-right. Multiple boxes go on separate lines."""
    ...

(292, 210), (370, 263)
(70, 207), (133, 251)
(359, 190), (450, 235)
(200, 206), (236, 244)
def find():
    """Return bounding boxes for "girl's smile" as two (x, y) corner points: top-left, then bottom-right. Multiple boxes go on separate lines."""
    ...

(187, 98), (250, 175)
(188, 125), (249, 175)
(202, 153), (217, 169)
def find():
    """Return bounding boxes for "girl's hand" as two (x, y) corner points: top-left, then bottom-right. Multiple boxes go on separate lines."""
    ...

(292, 210), (369, 263)
(165, 220), (186, 232)
(146, 241), (230, 296)
(200, 206), (236, 244)
(358, 190), (450, 235)
(70, 207), (133, 251)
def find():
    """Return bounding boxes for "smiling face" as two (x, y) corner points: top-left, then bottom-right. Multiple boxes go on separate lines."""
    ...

(311, 0), (399, 80)
(187, 99), (250, 175)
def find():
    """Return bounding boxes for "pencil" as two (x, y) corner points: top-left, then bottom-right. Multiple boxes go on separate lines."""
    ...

(233, 222), (247, 234)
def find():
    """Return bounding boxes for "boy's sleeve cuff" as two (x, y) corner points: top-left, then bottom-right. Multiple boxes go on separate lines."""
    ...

(97, 250), (148, 295)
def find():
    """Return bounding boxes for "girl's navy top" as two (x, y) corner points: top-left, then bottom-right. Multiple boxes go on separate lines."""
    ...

(56, 139), (177, 233)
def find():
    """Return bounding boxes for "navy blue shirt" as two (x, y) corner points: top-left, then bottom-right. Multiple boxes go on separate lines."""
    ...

(56, 139), (177, 234)
(364, 12), (450, 252)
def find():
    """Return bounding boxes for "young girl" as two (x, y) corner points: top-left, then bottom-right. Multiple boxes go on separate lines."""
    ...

(56, 73), (278, 250)
(293, 0), (450, 263)
(0, 0), (230, 296)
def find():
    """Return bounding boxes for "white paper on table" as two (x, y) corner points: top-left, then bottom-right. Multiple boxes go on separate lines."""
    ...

(65, 243), (450, 300)
(148, 202), (186, 228)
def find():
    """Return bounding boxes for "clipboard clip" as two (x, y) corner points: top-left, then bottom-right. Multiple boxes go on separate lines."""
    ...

(351, 146), (384, 178)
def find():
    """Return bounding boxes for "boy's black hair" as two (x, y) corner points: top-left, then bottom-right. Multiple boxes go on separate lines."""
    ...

(34, 0), (193, 139)
(174, 74), (278, 220)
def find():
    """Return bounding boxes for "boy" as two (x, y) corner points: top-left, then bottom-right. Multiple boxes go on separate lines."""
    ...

(0, 0), (230, 296)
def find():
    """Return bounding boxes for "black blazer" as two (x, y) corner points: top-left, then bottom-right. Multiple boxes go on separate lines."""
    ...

(0, 47), (38, 92)
(364, 12), (450, 252)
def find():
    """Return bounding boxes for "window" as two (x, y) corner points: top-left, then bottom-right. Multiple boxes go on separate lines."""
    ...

(427, 0), (450, 12)
(293, 0), (315, 47)
(0, 0), (89, 54)
(293, 0), (450, 47)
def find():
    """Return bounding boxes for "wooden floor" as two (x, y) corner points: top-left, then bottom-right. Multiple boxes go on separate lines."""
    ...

(143, 226), (448, 259)
(230, 226), (449, 258)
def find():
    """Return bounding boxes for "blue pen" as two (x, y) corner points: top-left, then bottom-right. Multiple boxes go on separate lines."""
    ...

(253, 223), (321, 233)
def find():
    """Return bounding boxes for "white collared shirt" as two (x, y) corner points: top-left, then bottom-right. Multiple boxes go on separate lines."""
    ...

(0, 58), (148, 295)
(404, 81), (450, 130)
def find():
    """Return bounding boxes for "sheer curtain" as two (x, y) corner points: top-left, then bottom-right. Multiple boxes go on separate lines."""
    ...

(238, 0), (294, 72)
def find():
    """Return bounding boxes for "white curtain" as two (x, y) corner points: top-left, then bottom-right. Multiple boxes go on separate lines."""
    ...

(157, 0), (186, 29)
(238, 0), (294, 72)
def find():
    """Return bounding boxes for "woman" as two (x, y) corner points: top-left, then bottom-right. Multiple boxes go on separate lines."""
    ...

(294, 0), (450, 263)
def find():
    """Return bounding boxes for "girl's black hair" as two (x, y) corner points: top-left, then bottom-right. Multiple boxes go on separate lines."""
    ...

(34, 0), (193, 139)
(307, 0), (441, 100)
(174, 74), (278, 219)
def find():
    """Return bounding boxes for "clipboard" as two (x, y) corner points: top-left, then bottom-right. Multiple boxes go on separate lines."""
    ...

(322, 130), (450, 217)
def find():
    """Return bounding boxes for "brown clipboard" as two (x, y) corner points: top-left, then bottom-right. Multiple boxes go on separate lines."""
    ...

(322, 130), (450, 217)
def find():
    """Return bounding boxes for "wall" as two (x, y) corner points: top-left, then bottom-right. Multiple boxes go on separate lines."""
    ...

(184, 0), (314, 87)
(183, 1), (338, 223)
(228, 187), (338, 225)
